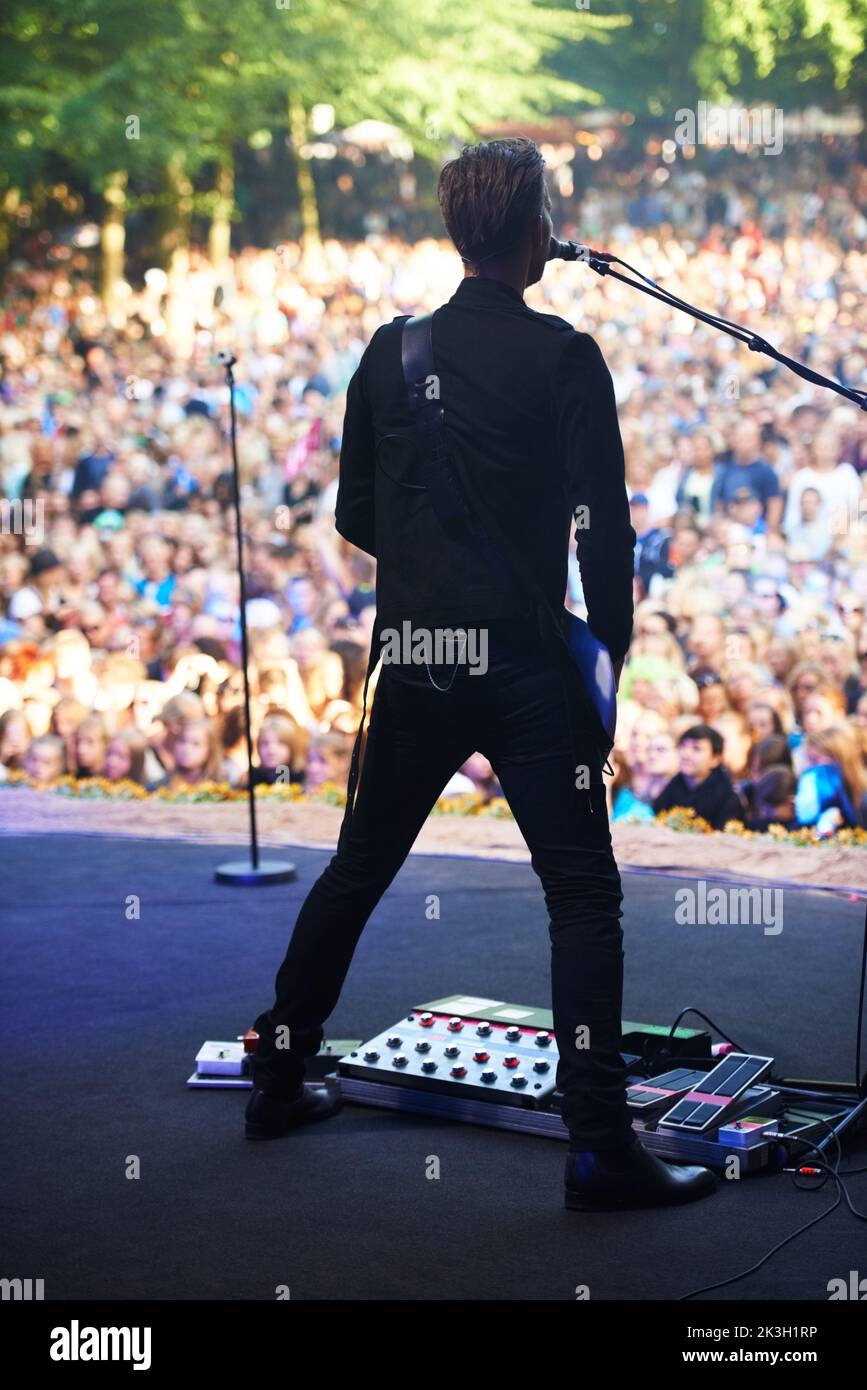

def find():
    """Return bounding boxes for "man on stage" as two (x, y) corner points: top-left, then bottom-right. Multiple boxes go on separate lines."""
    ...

(246, 136), (715, 1211)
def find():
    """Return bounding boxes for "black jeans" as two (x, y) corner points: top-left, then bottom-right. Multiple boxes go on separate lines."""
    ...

(252, 618), (633, 1150)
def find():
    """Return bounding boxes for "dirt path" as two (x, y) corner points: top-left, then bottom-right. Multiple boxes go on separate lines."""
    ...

(2, 787), (864, 891)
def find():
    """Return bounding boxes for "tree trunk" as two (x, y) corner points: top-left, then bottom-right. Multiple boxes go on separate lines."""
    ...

(289, 102), (321, 268)
(208, 159), (234, 267)
(0, 188), (22, 266)
(161, 154), (194, 276)
(100, 171), (127, 304)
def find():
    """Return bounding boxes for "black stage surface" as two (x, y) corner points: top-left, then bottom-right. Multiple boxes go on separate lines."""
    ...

(3, 832), (866, 1302)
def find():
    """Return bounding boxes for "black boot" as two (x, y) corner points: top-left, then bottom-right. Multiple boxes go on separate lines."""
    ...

(245, 1081), (343, 1140)
(564, 1136), (716, 1211)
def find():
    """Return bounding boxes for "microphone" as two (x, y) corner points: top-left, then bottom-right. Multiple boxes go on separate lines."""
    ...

(548, 237), (615, 264)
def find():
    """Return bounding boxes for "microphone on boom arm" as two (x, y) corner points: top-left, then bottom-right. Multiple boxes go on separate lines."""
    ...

(548, 237), (616, 265)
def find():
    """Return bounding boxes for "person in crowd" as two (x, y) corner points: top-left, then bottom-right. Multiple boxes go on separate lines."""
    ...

(693, 669), (728, 723)
(740, 733), (793, 816)
(786, 661), (827, 753)
(605, 750), (655, 823)
(630, 493), (673, 593)
(795, 725), (867, 833)
(783, 426), (861, 537)
(726, 486), (766, 538)
(626, 711), (668, 803)
(219, 705), (249, 786)
(712, 710), (752, 780)
(133, 536), (177, 609)
(747, 766), (798, 832)
(287, 575), (319, 634)
(151, 691), (206, 776)
(846, 641), (867, 714)
(24, 734), (65, 785)
(7, 548), (66, 627)
(724, 662), (763, 719)
(652, 724), (745, 829)
(459, 752), (502, 805)
(675, 429), (719, 525)
(73, 714), (109, 779)
(303, 729), (354, 792)
(50, 697), (86, 772)
(104, 727), (149, 785)
(817, 628), (857, 688)
(786, 487), (833, 562)
(765, 636), (797, 687)
(167, 718), (225, 787)
(711, 419), (783, 532)
(641, 729), (680, 804)
(0, 707), (30, 771)
(746, 702), (784, 745)
(800, 685), (848, 736)
(247, 713), (308, 788)
(750, 733), (794, 777)
(685, 615), (727, 675)
(51, 630), (98, 706)
(289, 627), (344, 722)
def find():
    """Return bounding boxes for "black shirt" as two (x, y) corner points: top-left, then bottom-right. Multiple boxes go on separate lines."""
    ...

(652, 767), (745, 830)
(335, 275), (635, 660)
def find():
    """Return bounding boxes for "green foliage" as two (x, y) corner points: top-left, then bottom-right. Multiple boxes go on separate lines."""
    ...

(551, 0), (705, 119)
(0, 0), (620, 196)
(694, 0), (866, 104)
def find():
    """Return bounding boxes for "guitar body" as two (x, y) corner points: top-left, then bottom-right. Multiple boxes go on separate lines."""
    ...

(561, 609), (617, 756)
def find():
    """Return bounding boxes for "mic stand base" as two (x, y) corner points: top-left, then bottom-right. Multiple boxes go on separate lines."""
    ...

(214, 858), (298, 886)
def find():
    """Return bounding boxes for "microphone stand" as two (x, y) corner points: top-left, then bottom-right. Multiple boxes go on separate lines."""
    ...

(214, 352), (296, 885)
(566, 243), (867, 413)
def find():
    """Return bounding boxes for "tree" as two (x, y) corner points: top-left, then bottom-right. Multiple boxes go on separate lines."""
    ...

(3, 0), (633, 279)
(694, 0), (865, 106)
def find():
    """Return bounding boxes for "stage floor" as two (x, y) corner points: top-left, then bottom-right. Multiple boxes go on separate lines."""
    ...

(2, 833), (865, 1302)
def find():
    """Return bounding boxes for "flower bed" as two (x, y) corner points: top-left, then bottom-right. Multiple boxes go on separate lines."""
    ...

(4, 771), (867, 846)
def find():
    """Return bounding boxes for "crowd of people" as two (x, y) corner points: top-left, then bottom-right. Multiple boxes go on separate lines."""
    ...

(2, 145), (867, 834)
